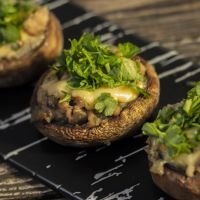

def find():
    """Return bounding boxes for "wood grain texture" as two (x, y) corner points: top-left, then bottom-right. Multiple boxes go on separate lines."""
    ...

(74, 0), (200, 64)
(0, 161), (64, 200)
(0, 0), (199, 199)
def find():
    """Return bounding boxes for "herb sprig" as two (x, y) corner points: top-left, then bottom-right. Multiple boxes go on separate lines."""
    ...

(142, 82), (200, 157)
(94, 93), (118, 116)
(54, 33), (147, 95)
(0, 0), (37, 45)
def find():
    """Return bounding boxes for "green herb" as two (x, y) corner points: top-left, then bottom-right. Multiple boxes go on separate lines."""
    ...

(0, 0), (37, 45)
(118, 42), (140, 58)
(59, 91), (71, 103)
(53, 33), (147, 96)
(0, 25), (20, 43)
(142, 82), (200, 157)
(94, 93), (118, 116)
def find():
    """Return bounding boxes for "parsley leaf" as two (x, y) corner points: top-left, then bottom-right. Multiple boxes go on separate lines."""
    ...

(142, 82), (200, 157)
(142, 122), (166, 138)
(54, 33), (147, 97)
(0, 0), (37, 45)
(59, 91), (71, 103)
(94, 93), (118, 116)
(118, 42), (140, 58)
(0, 25), (20, 43)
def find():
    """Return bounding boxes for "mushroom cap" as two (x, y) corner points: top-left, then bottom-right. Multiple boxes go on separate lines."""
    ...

(31, 60), (160, 147)
(151, 164), (200, 200)
(0, 13), (63, 87)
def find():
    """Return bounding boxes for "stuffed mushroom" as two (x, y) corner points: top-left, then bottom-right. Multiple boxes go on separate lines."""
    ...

(142, 82), (200, 200)
(0, 0), (63, 87)
(31, 33), (160, 146)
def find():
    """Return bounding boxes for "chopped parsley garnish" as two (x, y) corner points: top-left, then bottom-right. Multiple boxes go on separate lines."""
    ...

(94, 93), (118, 116)
(0, 0), (37, 45)
(118, 42), (140, 58)
(53, 33), (147, 96)
(142, 82), (200, 157)
(59, 91), (71, 103)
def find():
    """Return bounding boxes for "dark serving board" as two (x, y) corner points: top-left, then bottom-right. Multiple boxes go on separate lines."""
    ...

(0, 0), (199, 199)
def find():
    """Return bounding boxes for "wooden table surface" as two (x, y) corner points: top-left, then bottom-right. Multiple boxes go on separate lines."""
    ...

(0, 0), (200, 199)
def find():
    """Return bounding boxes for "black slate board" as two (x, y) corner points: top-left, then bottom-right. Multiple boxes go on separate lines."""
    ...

(0, 0), (200, 199)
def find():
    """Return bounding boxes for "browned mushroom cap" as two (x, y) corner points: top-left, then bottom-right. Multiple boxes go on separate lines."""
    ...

(151, 165), (200, 200)
(0, 12), (63, 88)
(31, 60), (160, 147)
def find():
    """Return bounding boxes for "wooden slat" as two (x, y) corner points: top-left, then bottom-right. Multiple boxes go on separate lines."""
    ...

(0, 162), (64, 200)
(74, 0), (200, 63)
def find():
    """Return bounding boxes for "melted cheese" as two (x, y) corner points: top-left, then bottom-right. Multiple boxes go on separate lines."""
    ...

(0, 6), (48, 59)
(41, 79), (139, 109)
(41, 80), (68, 98)
(171, 150), (200, 177)
(72, 86), (138, 109)
(149, 138), (200, 177)
(0, 30), (45, 59)
(150, 160), (167, 175)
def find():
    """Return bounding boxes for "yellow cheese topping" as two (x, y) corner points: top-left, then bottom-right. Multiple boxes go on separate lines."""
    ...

(0, 31), (45, 59)
(0, 6), (48, 59)
(171, 150), (200, 177)
(41, 79), (140, 109)
(149, 138), (200, 177)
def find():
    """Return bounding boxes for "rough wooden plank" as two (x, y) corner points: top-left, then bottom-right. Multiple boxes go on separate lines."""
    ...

(1, 0), (199, 199)
(0, 162), (64, 200)
(74, 0), (200, 63)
